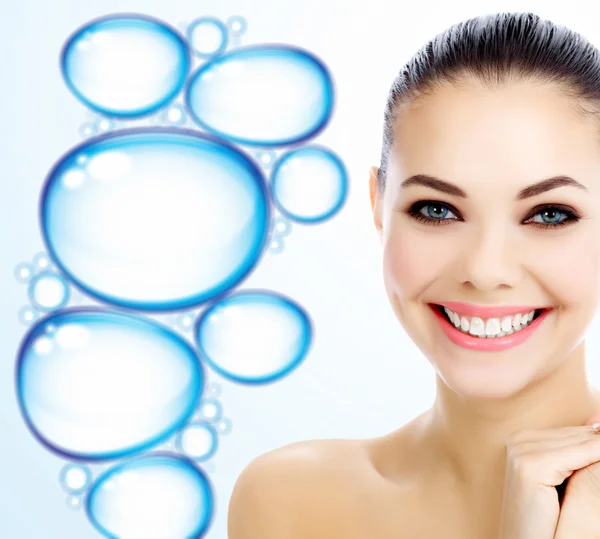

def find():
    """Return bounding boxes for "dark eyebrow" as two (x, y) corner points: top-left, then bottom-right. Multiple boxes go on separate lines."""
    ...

(400, 174), (587, 199)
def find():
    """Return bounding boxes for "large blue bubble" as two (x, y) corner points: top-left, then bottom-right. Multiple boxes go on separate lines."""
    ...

(61, 15), (190, 117)
(87, 453), (213, 538)
(185, 45), (334, 147)
(194, 289), (312, 384)
(16, 308), (203, 460)
(40, 129), (271, 311)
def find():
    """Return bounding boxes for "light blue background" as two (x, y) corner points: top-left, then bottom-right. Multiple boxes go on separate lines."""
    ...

(4, 0), (600, 537)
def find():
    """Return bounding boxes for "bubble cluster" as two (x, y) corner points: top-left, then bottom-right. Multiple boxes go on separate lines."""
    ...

(15, 11), (349, 538)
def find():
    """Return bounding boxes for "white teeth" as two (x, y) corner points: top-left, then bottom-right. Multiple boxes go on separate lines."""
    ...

(512, 313), (522, 330)
(460, 316), (469, 332)
(485, 318), (501, 337)
(439, 306), (540, 338)
(468, 317), (484, 337)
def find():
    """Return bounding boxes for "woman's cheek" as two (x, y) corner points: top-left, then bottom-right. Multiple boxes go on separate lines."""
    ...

(526, 229), (600, 307)
(382, 228), (451, 300)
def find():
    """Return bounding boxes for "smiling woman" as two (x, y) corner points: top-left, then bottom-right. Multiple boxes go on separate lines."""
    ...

(228, 11), (600, 539)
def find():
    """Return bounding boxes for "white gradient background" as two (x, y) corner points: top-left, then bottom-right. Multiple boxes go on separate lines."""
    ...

(3, 0), (600, 538)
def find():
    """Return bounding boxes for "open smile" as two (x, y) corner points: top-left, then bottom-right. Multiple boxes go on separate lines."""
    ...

(429, 303), (553, 351)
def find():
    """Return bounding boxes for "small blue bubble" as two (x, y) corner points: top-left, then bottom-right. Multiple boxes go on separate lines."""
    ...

(14, 262), (35, 283)
(41, 128), (271, 311)
(87, 453), (213, 538)
(159, 103), (187, 125)
(226, 15), (247, 37)
(61, 15), (191, 117)
(79, 122), (98, 139)
(273, 216), (292, 237)
(175, 421), (218, 461)
(28, 271), (70, 312)
(216, 417), (232, 435)
(174, 312), (196, 332)
(185, 45), (334, 147)
(16, 308), (203, 460)
(267, 237), (285, 254)
(206, 382), (222, 397)
(18, 306), (39, 326)
(32, 252), (52, 271)
(255, 150), (277, 169)
(271, 146), (348, 223)
(198, 398), (223, 422)
(67, 495), (83, 511)
(187, 17), (228, 58)
(95, 117), (116, 133)
(194, 289), (312, 384)
(60, 463), (92, 494)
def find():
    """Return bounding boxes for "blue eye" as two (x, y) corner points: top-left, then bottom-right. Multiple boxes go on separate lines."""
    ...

(403, 200), (581, 229)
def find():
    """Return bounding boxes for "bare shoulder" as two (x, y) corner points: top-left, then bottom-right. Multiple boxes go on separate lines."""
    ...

(227, 438), (376, 539)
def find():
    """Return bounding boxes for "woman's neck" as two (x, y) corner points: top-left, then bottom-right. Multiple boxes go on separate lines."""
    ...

(418, 342), (600, 492)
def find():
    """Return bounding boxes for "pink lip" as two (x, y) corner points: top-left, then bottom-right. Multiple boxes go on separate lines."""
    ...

(436, 301), (548, 318)
(430, 304), (553, 352)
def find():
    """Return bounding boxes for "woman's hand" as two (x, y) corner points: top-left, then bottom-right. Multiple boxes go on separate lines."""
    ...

(553, 411), (600, 538)
(498, 421), (600, 539)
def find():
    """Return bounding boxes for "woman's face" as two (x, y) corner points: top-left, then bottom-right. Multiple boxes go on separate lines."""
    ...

(370, 79), (600, 398)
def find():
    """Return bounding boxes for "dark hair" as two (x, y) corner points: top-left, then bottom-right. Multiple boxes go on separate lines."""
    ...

(377, 11), (600, 191)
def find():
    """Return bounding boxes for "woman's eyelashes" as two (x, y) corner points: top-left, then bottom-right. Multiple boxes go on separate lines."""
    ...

(402, 200), (582, 229)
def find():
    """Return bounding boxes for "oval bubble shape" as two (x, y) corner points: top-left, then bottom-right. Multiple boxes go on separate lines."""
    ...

(194, 290), (312, 384)
(61, 14), (191, 117)
(271, 146), (348, 223)
(16, 308), (203, 460)
(41, 129), (271, 311)
(185, 45), (334, 147)
(87, 453), (213, 539)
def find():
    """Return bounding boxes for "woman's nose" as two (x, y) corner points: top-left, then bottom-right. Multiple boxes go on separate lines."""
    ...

(457, 225), (523, 292)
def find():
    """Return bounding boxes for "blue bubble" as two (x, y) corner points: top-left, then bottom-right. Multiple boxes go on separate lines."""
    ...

(197, 398), (222, 422)
(60, 463), (92, 494)
(226, 16), (247, 37)
(267, 237), (285, 254)
(61, 15), (191, 117)
(16, 308), (203, 460)
(271, 145), (348, 223)
(187, 17), (228, 58)
(87, 453), (213, 538)
(18, 305), (39, 326)
(32, 252), (52, 271)
(14, 262), (35, 283)
(175, 421), (218, 460)
(194, 290), (312, 384)
(79, 122), (98, 139)
(28, 271), (70, 312)
(272, 216), (292, 237)
(159, 103), (187, 125)
(216, 417), (232, 435)
(41, 128), (271, 311)
(185, 45), (334, 147)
